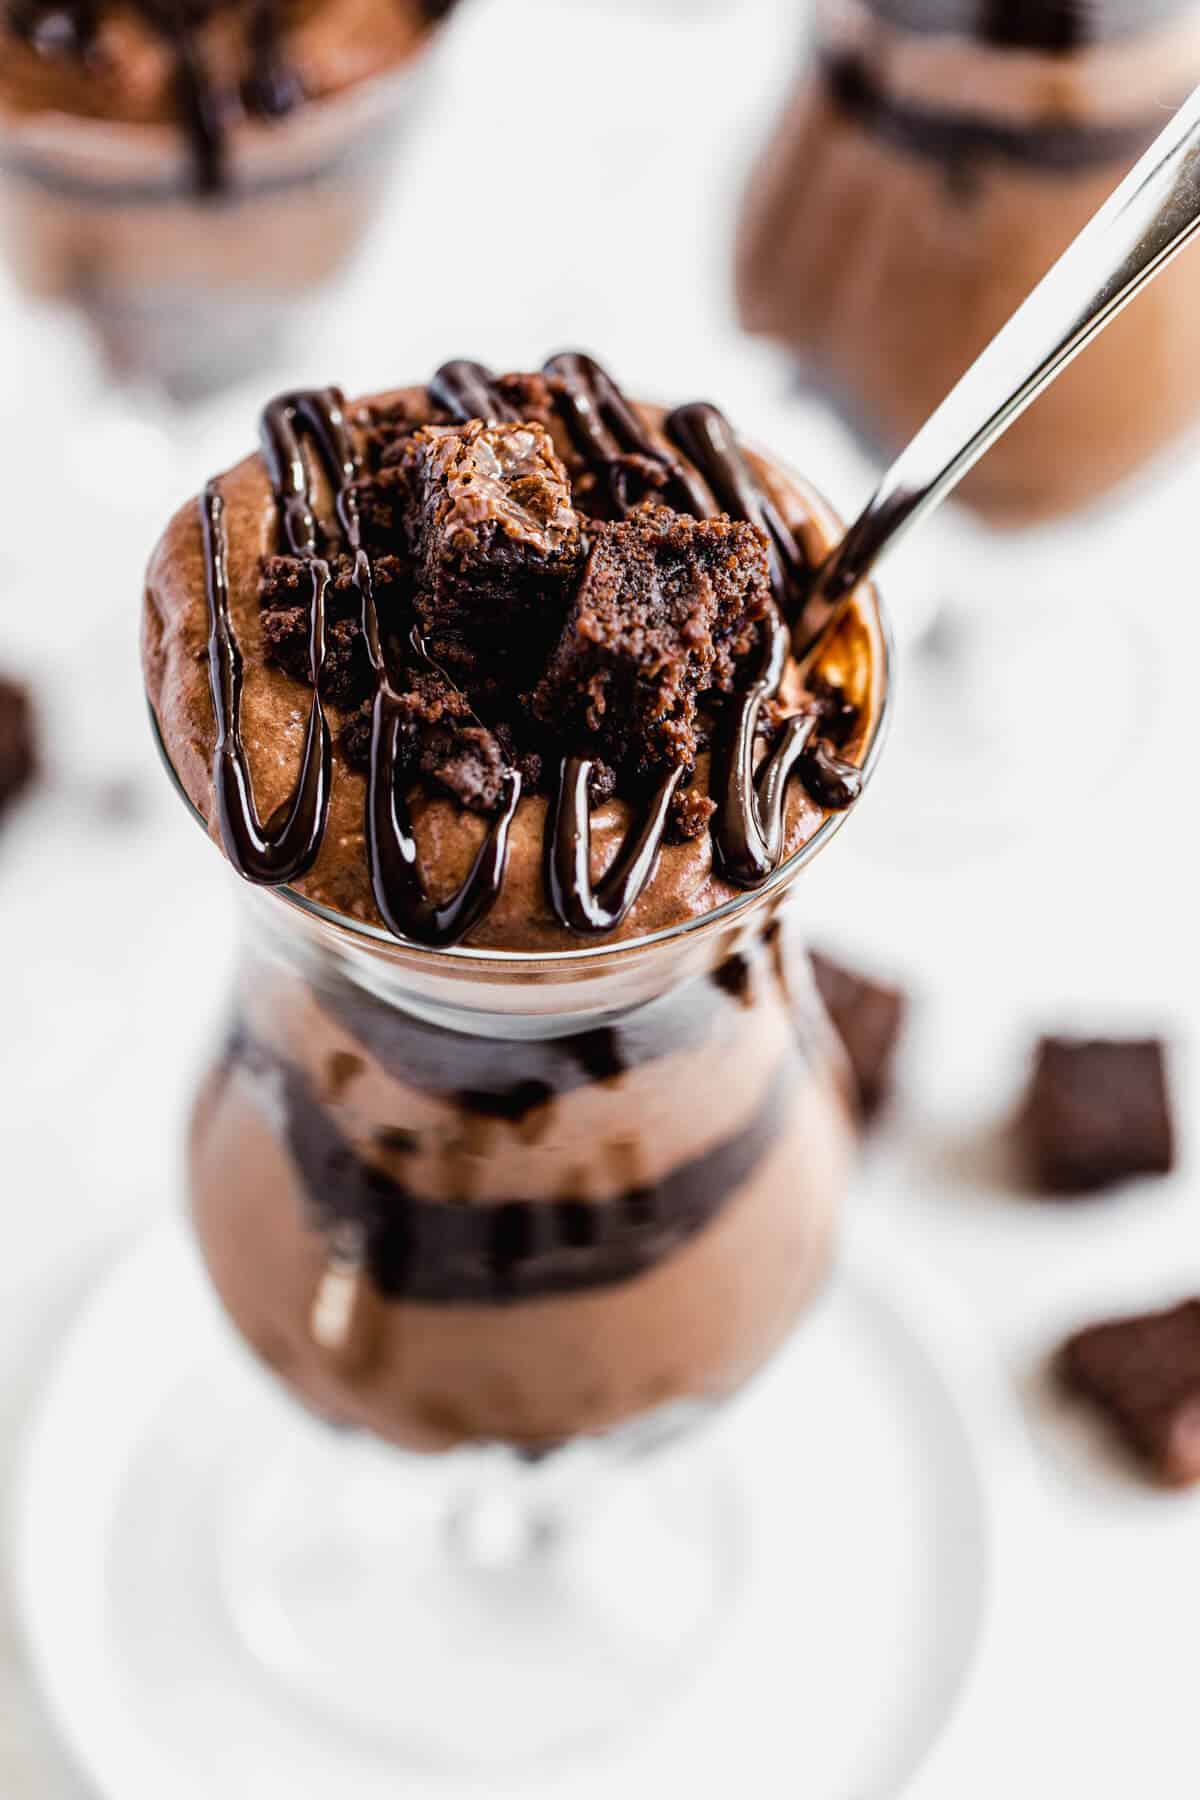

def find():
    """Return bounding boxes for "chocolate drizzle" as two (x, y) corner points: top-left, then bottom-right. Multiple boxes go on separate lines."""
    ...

(366, 626), (523, 947)
(429, 359), (520, 424)
(7, 0), (305, 193)
(666, 401), (806, 610)
(196, 358), (872, 948)
(544, 351), (713, 518)
(241, 0), (304, 117)
(202, 478), (331, 884)
(548, 758), (684, 934)
(203, 387), (522, 946)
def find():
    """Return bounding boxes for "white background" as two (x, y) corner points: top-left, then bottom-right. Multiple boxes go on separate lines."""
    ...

(2, 0), (1200, 1791)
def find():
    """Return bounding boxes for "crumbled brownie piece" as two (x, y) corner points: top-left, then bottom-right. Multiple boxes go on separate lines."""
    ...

(532, 506), (771, 776)
(339, 702), (373, 770)
(1020, 1037), (1174, 1196)
(261, 612), (367, 711)
(0, 676), (35, 821)
(399, 419), (581, 678)
(669, 783), (717, 843)
(258, 553), (410, 712)
(1060, 1301), (1200, 1485)
(808, 672), (861, 748)
(810, 949), (906, 1122)
(339, 669), (509, 813)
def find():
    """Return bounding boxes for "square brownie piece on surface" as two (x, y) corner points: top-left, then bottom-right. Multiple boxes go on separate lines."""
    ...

(533, 505), (771, 776)
(0, 676), (36, 821)
(400, 419), (581, 676)
(1060, 1301), (1200, 1486)
(1021, 1037), (1174, 1196)
(810, 949), (907, 1123)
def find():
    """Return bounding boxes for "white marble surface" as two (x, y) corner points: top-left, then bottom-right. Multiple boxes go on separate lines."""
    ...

(2, 0), (1200, 1792)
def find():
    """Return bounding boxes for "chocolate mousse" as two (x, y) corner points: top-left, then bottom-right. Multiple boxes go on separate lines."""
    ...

(0, 0), (457, 388)
(736, 0), (1200, 522)
(144, 352), (888, 1454)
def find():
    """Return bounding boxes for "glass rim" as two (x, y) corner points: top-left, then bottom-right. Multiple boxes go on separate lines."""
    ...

(149, 588), (894, 972)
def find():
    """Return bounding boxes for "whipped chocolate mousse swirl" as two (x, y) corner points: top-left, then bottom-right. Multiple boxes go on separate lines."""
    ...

(199, 356), (869, 947)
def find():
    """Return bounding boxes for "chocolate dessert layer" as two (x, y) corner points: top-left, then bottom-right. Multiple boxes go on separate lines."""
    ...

(191, 919), (852, 1450)
(737, 0), (1200, 521)
(865, 1), (1185, 47)
(144, 356), (887, 952)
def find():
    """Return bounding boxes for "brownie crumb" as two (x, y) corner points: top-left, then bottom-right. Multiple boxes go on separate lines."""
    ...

(1020, 1037), (1174, 1196)
(261, 611), (368, 711)
(808, 672), (861, 748)
(0, 676), (36, 823)
(1060, 1301), (1200, 1485)
(810, 949), (906, 1123)
(669, 783), (717, 842)
(342, 669), (509, 814)
(399, 418), (582, 681)
(339, 702), (373, 771)
(532, 506), (771, 778)
(258, 554), (410, 713)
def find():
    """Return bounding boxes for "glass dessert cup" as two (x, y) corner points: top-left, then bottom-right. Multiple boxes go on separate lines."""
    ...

(139, 339), (892, 1764)
(736, 0), (1200, 855)
(170, 727), (886, 1764)
(0, 52), (439, 401)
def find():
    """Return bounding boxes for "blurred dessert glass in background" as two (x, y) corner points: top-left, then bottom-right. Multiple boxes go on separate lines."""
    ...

(737, 0), (1200, 852)
(737, 0), (1200, 523)
(0, 0), (458, 396)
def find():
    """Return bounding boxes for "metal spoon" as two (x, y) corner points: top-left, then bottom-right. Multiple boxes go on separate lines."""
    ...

(798, 80), (1200, 666)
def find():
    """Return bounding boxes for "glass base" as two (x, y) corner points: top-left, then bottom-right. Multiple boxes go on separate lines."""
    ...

(221, 1414), (741, 1768)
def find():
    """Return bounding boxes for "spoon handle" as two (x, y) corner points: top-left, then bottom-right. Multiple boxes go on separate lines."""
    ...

(803, 80), (1200, 643)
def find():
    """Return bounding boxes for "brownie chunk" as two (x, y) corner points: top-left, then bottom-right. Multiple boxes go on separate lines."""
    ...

(1021, 1037), (1174, 1196)
(0, 676), (35, 821)
(810, 949), (906, 1123)
(399, 419), (581, 679)
(532, 506), (771, 776)
(1060, 1301), (1200, 1485)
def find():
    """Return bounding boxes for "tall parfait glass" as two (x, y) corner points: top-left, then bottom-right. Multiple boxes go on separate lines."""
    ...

(166, 634), (889, 1766)
(142, 355), (891, 1764)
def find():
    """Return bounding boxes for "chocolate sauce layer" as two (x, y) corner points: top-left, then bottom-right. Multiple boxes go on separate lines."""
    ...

(864, 0), (1186, 46)
(190, 915), (852, 1450)
(223, 1022), (800, 1303)
(144, 358), (886, 951)
(821, 48), (1161, 171)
